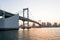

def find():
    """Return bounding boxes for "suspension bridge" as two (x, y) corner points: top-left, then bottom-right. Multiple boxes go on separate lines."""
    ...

(0, 8), (40, 30)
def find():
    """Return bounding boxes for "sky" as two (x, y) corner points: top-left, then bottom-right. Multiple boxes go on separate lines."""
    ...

(0, 0), (60, 23)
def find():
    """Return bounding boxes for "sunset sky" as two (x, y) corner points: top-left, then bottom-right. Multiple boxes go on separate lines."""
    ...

(0, 0), (60, 23)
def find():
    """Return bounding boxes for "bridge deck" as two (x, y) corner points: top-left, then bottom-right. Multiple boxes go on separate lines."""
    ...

(19, 16), (40, 25)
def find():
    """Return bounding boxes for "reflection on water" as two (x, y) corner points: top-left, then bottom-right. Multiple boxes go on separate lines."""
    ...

(18, 29), (31, 40)
(0, 28), (60, 40)
(18, 28), (60, 40)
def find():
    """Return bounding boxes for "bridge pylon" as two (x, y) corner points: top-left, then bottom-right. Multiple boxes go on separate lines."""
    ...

(21, 8), (31, 29)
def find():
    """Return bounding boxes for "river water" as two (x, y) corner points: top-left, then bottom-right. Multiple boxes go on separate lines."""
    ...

(0, 28), (60, 40)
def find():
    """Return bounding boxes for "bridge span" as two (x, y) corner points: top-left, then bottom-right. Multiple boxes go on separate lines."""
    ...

(19, 16), (40, 25)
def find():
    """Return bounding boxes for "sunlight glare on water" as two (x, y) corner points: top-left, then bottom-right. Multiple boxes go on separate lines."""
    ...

(18, 28), (60, 40)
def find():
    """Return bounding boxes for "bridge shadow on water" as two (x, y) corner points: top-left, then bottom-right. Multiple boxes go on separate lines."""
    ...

(0, 30), (18, 40)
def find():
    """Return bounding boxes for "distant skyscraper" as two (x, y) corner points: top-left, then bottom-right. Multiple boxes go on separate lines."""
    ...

(47, 22), (51, 27)
(41, 22), (46, 27)
(53, 22), (57, 27)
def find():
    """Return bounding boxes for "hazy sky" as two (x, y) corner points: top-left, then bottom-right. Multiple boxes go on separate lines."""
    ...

(0, 0), (60, 23)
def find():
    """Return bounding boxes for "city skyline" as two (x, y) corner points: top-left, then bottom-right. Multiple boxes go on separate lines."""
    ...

(0, 0), (60, 23)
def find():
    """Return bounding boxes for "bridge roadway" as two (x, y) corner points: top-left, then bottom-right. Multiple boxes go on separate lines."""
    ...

(19, 16), (40, 25)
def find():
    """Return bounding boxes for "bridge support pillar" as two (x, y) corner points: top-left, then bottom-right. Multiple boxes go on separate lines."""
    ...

(32, 22), (35, 27)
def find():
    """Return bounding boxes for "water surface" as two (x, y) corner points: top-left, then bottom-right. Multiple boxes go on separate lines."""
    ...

(0, 28), (60, 40)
